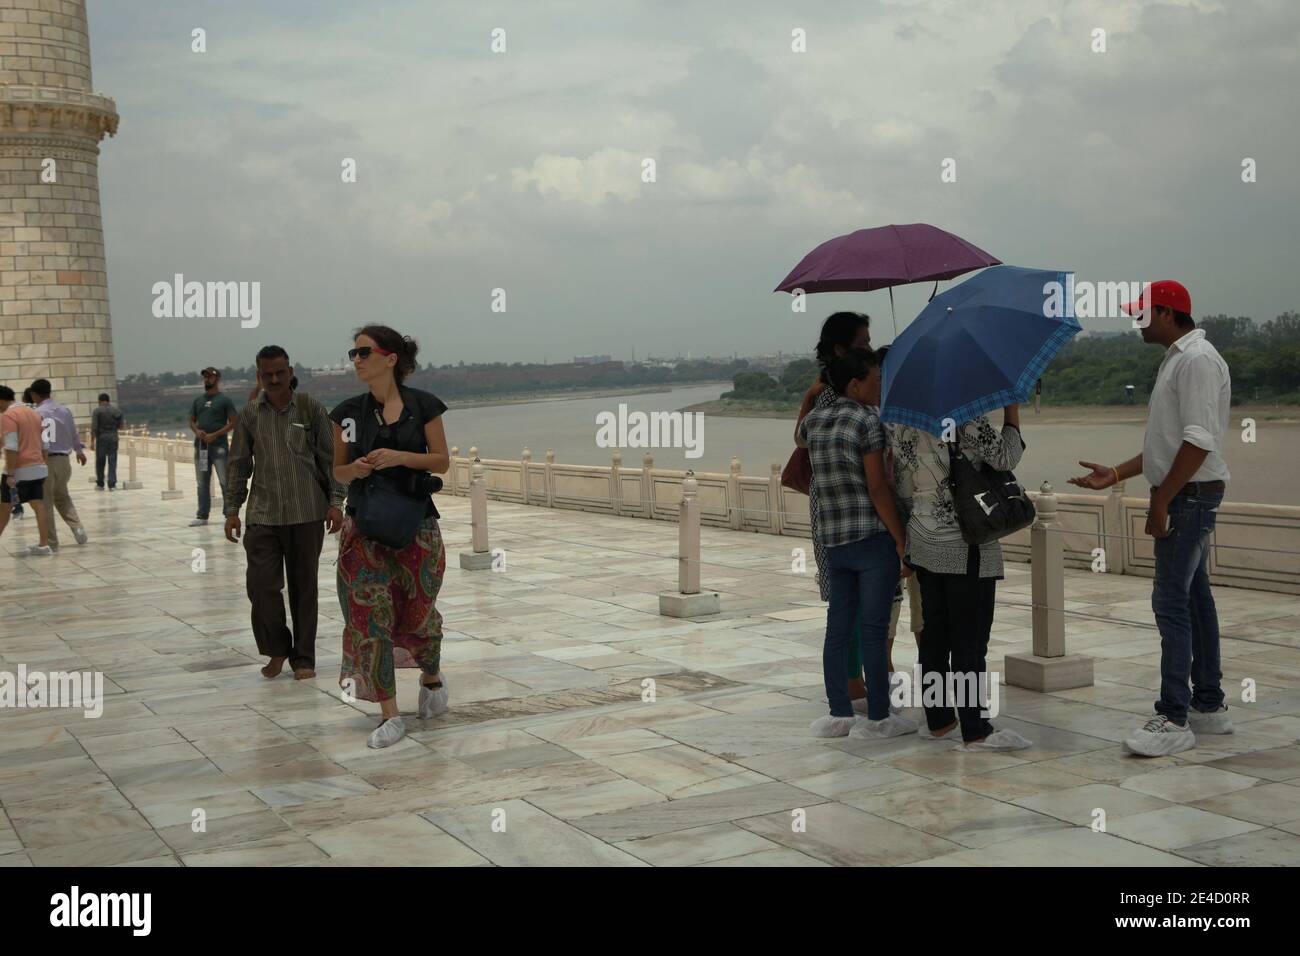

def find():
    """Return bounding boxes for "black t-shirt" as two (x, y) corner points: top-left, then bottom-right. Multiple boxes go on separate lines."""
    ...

(329, 386), (447, 518)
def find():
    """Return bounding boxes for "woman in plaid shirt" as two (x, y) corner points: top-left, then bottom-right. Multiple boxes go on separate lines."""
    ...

(798, 349), (915, 739)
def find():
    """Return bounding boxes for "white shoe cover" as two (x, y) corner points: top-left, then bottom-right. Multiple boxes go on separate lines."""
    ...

(418, 675), (449, 719)
(367, 716), (407, 749)
(810, 714), (859, 738)
(851, 713), (918, 739)
(957, 728), (1033, 752)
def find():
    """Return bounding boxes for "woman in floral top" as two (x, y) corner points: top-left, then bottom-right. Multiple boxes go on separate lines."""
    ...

(892, 406), (1033, 751)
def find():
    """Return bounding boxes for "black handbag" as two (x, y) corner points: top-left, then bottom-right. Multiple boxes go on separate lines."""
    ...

(347, 392), (427, 549)
(350, 470), (426, 549)
(945, 441), (1036, 545)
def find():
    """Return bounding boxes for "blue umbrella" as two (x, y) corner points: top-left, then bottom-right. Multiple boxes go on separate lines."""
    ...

(880, 265), (1081, 436)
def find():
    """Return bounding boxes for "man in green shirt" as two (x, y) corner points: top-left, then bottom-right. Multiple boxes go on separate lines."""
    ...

(188, 366), (238, 526)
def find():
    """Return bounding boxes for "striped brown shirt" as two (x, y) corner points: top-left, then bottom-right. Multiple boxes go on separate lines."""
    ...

(224, 391), (345, 525)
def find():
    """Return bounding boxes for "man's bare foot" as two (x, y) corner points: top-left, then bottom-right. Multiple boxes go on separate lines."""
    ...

(293, 667), (316, 680)
(261, 656), (287, 679)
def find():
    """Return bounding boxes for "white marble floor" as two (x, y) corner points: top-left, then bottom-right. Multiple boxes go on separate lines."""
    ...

(1, 458), (1297, 866)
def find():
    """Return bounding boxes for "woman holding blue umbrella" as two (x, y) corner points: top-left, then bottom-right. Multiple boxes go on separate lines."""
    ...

(882, 265), (1082, 751)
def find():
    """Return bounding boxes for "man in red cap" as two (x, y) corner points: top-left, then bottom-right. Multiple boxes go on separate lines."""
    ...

(1070, 281), (1232, 757)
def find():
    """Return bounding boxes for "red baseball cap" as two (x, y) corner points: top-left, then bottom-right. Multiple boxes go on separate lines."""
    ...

(1122, 280), (1191, 316)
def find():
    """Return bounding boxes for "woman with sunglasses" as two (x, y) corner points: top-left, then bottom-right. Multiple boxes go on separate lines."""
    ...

(330, 326), (452, 748)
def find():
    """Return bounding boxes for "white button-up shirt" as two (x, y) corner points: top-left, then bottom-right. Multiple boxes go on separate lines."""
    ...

(1142, 328), (1231, 488)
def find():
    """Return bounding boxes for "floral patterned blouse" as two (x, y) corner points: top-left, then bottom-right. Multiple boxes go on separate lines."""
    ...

(891, 416), (1025, 578)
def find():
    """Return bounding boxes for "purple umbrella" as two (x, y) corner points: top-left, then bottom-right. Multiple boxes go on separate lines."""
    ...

(774, 222), (1002, 334)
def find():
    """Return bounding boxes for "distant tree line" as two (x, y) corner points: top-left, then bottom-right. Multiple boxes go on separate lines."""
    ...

(721, 314), (1300, 408)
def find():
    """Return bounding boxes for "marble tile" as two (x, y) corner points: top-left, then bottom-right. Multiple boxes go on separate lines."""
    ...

(846, 784), (1070, 848)
(1107, 806), (1262, 851)
(250, 774), (379, 808)
(1012, 783), (1172, 825)
(573, 783), (824, 841)
(736, 802), (963, 866)
(1120, 765), (1262, 803)
(594, 744), (769, 799)
(525, 779), (668, 820)
(904, 827), (1203, 867)
(308, 813), (490, 866)
(614, 823), (783, 866)
(422, 800), (645, 866)
(1189, 783), (1300, 826)
(182, 835), (332, 867)
(1175, 827), (1300, 866)
(28, 831), (172, 867)
(1204, 747), (1300, 782)
(157, 809), (288, 854)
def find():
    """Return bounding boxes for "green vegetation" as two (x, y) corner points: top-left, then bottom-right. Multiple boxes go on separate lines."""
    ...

(714, 313), (1300, 411)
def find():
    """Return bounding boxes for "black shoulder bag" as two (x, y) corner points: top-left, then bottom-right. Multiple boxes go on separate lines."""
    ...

(347, 393), (427, 550)
(944, 435), (1036, 545)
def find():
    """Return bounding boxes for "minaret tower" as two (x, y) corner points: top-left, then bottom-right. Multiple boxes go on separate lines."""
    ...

(0, 0), (119, 421)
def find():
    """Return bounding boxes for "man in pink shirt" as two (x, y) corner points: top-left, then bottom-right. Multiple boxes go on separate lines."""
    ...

(0, 384), (54, 554)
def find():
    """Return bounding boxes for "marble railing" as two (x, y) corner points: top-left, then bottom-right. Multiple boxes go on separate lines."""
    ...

(108, 429), (1300, 596)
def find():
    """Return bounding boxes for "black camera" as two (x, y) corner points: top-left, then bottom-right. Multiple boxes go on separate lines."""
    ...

(404, 471), (443, 497)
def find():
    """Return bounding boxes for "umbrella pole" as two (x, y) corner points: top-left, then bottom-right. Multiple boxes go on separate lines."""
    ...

(888, 287), (898, 338)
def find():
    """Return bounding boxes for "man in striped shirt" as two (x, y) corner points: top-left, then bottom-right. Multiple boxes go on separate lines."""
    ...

(224, 346), (345, 681)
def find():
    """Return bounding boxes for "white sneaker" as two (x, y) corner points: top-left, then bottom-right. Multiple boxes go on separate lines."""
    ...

(72, 526), (88, 545)
(851, 713), (918, 739)
(188, 518), (208, 527)
(956, 728), (1033, 752)
(810, 714), (859, 738)
(418, 675), (449, 719)
(27, 545), (54, 556)
(1189, 705), (1234, 735)
(95, 485), (105, 492)
(367, 716), (407, 749)
(1123, 715), (1196, 757)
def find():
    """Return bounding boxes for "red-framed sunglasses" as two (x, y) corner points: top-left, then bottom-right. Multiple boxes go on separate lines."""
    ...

(348, 346), (393, 360)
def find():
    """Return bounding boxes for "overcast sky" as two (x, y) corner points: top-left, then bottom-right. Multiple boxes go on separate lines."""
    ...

(88, 0), (1299, 375)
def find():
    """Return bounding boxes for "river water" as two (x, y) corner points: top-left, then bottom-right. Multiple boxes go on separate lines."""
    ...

(443, 384), (1296, 507)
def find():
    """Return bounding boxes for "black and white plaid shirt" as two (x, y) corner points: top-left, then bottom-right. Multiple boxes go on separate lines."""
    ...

(798, 396), (887, 547)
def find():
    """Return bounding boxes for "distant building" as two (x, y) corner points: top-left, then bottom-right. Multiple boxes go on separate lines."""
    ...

(573, 354), (613, 365)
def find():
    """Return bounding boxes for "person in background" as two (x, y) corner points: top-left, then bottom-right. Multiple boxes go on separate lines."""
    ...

(30, 378), (88, 548)
(0, 385), (53, 554)
(1070, 281), (1232, 757)
(9, 388), (36, 520)
(189, 367), (238, 527)
(331, 325), (451, 749)
(892, 406), (1032, 751)
(224, 347), (344, 681)
(795, 312), (876, 711)
(90, 393), (123, 491)
(798, 348), (915, 740)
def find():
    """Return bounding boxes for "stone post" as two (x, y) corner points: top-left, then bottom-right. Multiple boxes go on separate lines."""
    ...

(459, 458), (493, 570)
(448, 446), (459, 495)
(728, 456), (742, 529)
(545, 449), (555, 508)
(610, 451), (622, 516)
(521, 447), (531, 506)
(769, 460), (784, 535)
(641, 452), (653, 518)
(1005, 482), (1093, 691)
(121, 435), (142, 490)
(1103, 478), (1128, 575)
(160, 438), (183, 500)
(659, 472), (720, 617)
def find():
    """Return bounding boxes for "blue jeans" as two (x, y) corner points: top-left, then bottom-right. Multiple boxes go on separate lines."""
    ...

(95, 434), (118, 488)
(1152, 490), (1225, 726)
(195, 438), (229, 520)
(823, 532), (899, 719)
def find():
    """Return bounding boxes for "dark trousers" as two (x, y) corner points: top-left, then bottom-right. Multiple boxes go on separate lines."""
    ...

(915, 546), (996, 742)
(95, 434), (118, 488)
(1152, 490), (1225, 725)
(243, 520), (325, 670)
